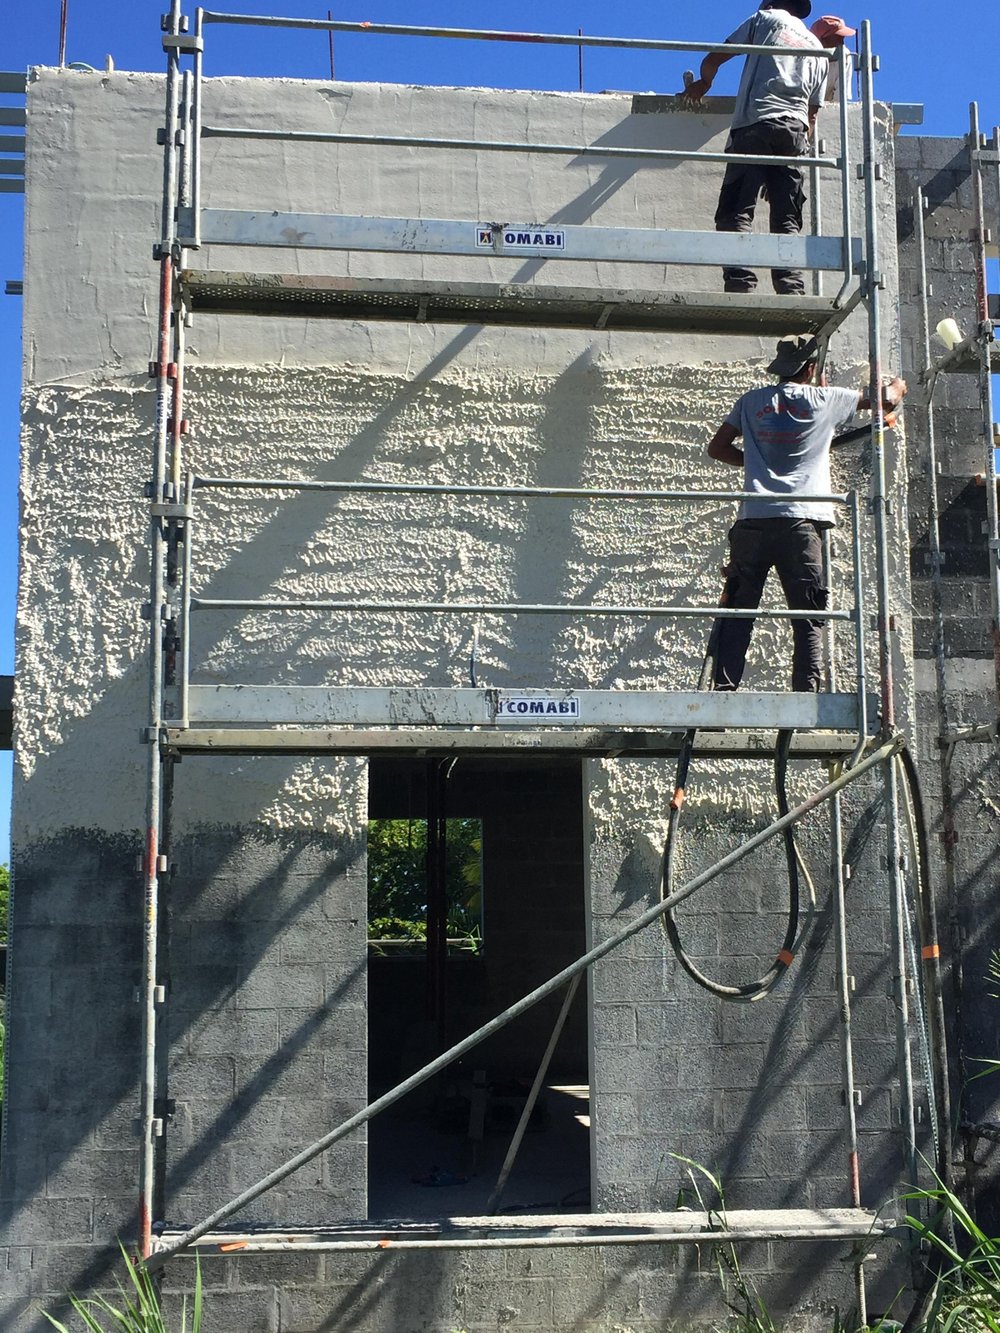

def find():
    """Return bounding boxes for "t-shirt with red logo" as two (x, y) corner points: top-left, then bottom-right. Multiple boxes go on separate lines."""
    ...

(723, 383), (859, 525)
(726, 7), (828, 131)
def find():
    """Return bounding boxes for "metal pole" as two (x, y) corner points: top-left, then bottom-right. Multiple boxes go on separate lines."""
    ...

(859, 19), (918, 1188)
(199, 125), (835, 171)
(191, 10), (204, 248)
(836, 41), (854, 295)
(190, 597), (852, 621)
(140, 0), (184, 1261)
(914, 186), (968, 1114)
(157, 1224), (886, 1255)
(58, 0), (69, 67)
(144, 737), (902, 1269)
(811, 121), (823, 297)
(486, 975), (581, 1215)
(197, 13), (836, 62)
(327, 9), (335, 80)
(848, 491), (869, 762)
(970, 107), (1000, 719)
(179, 473), (194, 729)
(830, 777), (866, 1324)
(193, 478), (851, 502)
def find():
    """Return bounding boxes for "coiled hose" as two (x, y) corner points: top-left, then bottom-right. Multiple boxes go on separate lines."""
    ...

(660, 727), (816, 1003)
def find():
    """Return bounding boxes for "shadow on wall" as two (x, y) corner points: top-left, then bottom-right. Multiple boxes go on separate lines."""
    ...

(0, 819), (368, 1326)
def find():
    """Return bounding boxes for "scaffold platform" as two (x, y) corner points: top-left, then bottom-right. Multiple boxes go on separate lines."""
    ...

(151, 1207), (893, 1256)
(164, 685), (876, 758)
(181, 269), (860, 338)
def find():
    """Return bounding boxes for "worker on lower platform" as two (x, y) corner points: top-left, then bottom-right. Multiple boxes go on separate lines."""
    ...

(705, 334), (906, 692)
(680, 1), (830, 296)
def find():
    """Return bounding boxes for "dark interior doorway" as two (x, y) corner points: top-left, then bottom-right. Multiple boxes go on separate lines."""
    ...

(366, 756), (590, 1219)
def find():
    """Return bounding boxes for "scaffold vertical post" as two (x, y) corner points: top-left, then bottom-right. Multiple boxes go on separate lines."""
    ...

(970, 105), (1000, 718)
(859, 19), (918, 1187)
(140, 0), (185, 1261)
(914, 186), (968, 1111)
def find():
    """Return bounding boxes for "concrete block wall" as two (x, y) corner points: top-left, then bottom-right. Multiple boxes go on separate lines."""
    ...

(1, 62), (916, 1331)
(895, 134), (1000, 1231)
(585, 756), (907, 1219)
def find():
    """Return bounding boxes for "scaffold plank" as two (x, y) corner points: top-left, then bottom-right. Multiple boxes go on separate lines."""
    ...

(184, 684), (871, 732)
(163, 726), (866, 758)
(151, 1208), (890, 1256)
(180, 270), (858, 337)
(191, 209), (860, 271)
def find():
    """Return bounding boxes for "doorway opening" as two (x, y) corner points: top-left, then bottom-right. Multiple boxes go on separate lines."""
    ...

(366, 756), (590, 1219)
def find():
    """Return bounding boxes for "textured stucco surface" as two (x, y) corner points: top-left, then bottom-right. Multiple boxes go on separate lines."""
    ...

(2, 66), (920, 1333)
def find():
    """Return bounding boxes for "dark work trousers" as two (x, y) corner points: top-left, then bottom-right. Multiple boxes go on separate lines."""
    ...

(712, 518), (829, 693)
(714, 118), (809, 294)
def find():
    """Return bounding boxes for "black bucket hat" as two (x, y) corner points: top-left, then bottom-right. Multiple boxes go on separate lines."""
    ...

(767, 334), (819, 378)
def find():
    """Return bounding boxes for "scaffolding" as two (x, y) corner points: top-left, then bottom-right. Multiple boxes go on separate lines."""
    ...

(138, 7), (946, 1321)
(912, 102), (1000, 1180)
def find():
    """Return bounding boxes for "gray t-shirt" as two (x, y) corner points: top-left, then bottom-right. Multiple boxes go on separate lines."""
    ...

(727, 8), (828, 131)
(724, 383), (859, 525)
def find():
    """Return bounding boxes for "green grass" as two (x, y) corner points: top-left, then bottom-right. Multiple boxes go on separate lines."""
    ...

(43, 1245), (202, 1333)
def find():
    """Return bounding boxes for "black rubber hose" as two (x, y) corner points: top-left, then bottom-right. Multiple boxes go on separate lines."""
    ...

(661, 729), (804, 1003)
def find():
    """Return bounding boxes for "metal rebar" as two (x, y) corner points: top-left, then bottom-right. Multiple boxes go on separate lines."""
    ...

(190, 596), (853, 621)
(143, 735), (901, 1270)
(486, 975), (581, 1216)
(860, 20), (918, 1188)
(199, 125), (836, 171)
(193, 476), (851, 504)
(197, 13), (835, 62)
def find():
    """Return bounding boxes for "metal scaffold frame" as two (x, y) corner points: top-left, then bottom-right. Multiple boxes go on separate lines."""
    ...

(912, 102), (1000, 1180)
(139, 11), (946, 1322)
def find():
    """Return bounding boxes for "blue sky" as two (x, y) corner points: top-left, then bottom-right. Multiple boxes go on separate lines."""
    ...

(2, 1), (1000, 865)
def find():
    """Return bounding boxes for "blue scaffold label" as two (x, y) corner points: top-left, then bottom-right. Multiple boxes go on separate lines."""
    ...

(496, 695), (581, 722)
(476, 226), (566, 251)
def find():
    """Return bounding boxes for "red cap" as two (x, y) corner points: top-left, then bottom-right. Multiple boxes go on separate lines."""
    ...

(810, 14), (857, 42)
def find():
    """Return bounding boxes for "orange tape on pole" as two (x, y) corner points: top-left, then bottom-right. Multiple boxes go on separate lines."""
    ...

(921, 944), (941, 960)
(777, 949), (795, 966)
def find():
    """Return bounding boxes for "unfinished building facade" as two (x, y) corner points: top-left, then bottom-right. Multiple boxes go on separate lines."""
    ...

(1, 12), (998, 1332)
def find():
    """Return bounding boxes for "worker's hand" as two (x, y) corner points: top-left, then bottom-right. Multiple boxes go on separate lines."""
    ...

(885, 375), (908, 408)
(680, 78), (712, 101)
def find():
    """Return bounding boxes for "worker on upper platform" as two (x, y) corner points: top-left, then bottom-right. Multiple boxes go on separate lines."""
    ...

(705, 335), (906, 692)
(681, 2), (845, 296)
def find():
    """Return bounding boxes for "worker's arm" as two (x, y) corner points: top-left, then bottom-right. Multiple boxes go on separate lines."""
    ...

(858, 376), (908, 413)
(707, 422), (745, 467)
(808, 103), (820, 134)
(682, 50), (737, 100)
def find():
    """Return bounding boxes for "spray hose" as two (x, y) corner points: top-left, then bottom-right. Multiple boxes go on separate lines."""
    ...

(660, 727), (816, 1003)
